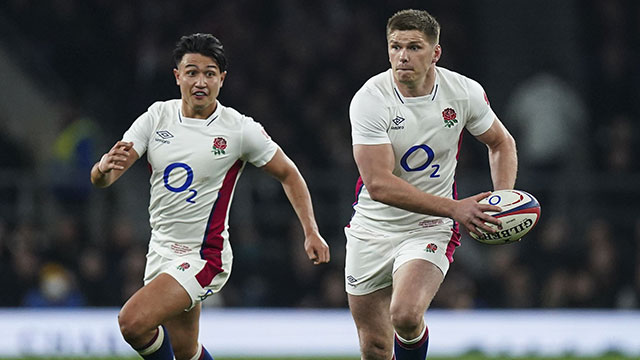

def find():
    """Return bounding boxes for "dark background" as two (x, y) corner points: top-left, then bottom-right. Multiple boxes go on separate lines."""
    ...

(0, 0), (638, 309)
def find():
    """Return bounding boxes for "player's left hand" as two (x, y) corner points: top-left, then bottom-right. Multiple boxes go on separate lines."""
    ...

(304, 233), (330, 265)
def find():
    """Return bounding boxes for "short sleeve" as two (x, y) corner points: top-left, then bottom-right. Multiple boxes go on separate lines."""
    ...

(464, 79), (496, 136)
(350, 88), (391, 145)
(122, 106), (156, 157)
(241, 118), (278, 167)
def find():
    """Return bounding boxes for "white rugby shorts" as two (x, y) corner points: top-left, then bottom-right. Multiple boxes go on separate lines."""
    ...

(144, 248), (231, 310)
(344, 223), (457, 296)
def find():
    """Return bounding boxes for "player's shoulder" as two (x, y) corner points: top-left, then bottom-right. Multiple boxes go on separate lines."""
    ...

(353, 69), (396, 103)
(436, 66), (484, 93)
(147, 99), (180, 110)
(218, 102), (252, 124)
(145, 99), (180, 116)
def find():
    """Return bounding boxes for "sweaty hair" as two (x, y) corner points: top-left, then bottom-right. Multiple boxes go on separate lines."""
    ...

(173, 33), (228, 72)
(386, 9), (440, 46)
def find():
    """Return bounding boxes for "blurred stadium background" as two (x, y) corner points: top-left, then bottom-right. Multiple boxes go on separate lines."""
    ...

(1, 0), (639, 358)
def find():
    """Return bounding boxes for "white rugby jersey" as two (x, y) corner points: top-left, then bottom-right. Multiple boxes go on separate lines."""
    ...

(349, 67), (495, 234)
(122, 99), (277, 283)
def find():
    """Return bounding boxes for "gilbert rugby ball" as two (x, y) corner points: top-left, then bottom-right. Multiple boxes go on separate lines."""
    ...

(470, 189), (541, 245)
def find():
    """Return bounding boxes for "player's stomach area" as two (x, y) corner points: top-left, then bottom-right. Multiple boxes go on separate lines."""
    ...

(353, 200), (453, 233)
(351, 208), (453, 234)
(149, 202), (217, 242)
(149, 221), (216, 256)
(393, 168), (454, 199)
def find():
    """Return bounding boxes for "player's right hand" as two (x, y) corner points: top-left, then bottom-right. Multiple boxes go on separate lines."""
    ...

(98, 141), (134, 173)
(304, 232), (330, 265)
(452, 191), (502, 237)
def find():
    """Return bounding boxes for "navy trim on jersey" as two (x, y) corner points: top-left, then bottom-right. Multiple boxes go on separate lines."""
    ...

(394, 88), (405, 104)
(177, 109), (219, 126)
(393, 84), (439, 103)
(206, 115), (219, 127)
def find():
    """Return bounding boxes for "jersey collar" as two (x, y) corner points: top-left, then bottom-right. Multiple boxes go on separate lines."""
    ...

(178, 100), (222, 126)
(391, 68), (440, 104)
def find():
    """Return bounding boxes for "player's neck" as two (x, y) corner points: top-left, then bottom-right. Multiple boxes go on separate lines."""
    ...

(395, 66), (437, 98)
(181, 103), (217, 119)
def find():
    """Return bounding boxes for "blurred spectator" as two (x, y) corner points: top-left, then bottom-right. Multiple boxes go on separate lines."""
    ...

(0, 122), (34, 224)
(50, 101), (100, 219)
(22, 262), (86, 307)
(432, 265), (477, 309)
(77, 246), (114, 306)
(540, 269), (572, 308)
(505, 71), (588, 174)
(616, 216), (640, 308)
(117, 244), (147, 305)
(4, 221), (45, 306)
(0, 218), (16, 306)
(595, 113), (637, 173)
(42, 214), (84, 272)
(584, 218), (619, 307)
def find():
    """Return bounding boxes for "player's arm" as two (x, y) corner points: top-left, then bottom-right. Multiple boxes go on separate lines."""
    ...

(261, 148), (330, 264)
(353, 143), (501, 235)
(90, 141), (139, 188)
(475, 118), (518, 190)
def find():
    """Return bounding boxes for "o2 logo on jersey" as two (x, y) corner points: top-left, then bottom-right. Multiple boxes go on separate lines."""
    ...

(163, 162), (197, 203)
(400, 144), (440, 178)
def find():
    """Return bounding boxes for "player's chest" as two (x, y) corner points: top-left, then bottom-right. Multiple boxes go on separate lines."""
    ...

(146, 125), (240, 171)
(387, 101), (466, 149)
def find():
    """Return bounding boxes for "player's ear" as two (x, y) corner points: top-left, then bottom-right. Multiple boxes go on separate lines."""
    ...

(432, 44), (442, 64)
(173, 68), (180, 85)
(219, 71), (227, 88)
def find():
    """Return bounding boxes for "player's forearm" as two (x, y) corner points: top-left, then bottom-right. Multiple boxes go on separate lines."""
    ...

(90, 162), (115, 188)
(366, 175), (456, 218)
(487, 136), (518, 190)
(280, 171), (320, 237)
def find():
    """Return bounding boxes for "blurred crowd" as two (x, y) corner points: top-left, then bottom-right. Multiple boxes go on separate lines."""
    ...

(0, 0), (639, 309)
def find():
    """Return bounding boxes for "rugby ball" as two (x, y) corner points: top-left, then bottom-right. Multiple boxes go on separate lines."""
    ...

(470, 189), (541, 245)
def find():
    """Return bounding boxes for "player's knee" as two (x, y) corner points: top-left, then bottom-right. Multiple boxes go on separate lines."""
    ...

(389, 305), (423, 334)
(359, 334), (392, 360)
(118, 310), (153, 344)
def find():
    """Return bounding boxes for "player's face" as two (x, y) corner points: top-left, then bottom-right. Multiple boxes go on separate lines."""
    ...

(174, 53), (226, 119)
(388, 30), (441, 86)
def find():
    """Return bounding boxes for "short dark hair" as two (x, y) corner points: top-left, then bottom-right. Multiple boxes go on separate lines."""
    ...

(386, 9), (440, 46)
(173, 33), (228, 72)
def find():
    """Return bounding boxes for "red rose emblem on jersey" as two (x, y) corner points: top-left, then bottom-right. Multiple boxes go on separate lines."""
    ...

(212, 137), (227, 155)
(442, 108), (456, 121)
(442, 108), (458, 128)
(425, 243), (438, 253)
(177, 262), (191, 271)
(213, 137), (227, 150)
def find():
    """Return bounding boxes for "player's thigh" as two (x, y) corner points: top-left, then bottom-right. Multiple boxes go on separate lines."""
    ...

(391, 258), (444, 321)
(120, 273), (192, 332)
(144, 249), (230, 311)
(164, 303), (201, 359)
(344, 224), (394, 295)
(389, 227), (451, 317)
(348, 287), (394, 349)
